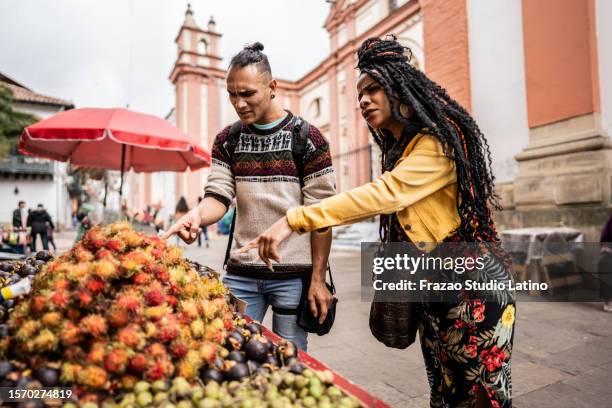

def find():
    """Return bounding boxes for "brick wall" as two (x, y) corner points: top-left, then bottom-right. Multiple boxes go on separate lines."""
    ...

(422, 0), (472, 111)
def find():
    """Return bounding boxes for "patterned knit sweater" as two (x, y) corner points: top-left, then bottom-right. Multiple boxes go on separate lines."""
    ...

(204, 111), (336, 279)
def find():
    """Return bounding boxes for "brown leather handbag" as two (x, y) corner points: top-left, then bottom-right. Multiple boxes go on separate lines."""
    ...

(369, 300), (418, 349)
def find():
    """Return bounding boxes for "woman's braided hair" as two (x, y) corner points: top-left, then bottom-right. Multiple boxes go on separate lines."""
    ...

(357, 35), (502, 245)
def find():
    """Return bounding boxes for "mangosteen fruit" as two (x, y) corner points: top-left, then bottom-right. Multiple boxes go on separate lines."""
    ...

(287, 360), (306, 375)
(201, 368), (224, 384)
(0, 361), (14, 379)
(0, 324), (9, 338)
(244, 336), (269, 364)
(225, 330), (246, 351)
(32, 366), (60, 387)
(225, 362), (249, 381)
(227, 350), (246, 363)
(277, 340), (298, 365)
(35, 251), (53, 262)
(213, 356), (224, 370)
(245, 322), (262, 336)
(0, 263), (13, 273)
(22, 264), (37, 276)
(263, 354), (281, 367)
(246, 360), (261, 375)
(15, 376), (31, 389)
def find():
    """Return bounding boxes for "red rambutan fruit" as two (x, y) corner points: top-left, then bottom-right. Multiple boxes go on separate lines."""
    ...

(107, 307), (129, 328)
(104, 348), (129, 374)
(80, 315), (108, 337)
(128, 353), (148, 374)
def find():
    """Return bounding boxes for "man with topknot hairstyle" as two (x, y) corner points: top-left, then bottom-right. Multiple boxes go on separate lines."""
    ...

(164, 42), (336, 351)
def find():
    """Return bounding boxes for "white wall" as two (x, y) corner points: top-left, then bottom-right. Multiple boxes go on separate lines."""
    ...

(596, 0), (612, 137)
(299, 79), (330, 129)
(0, 180), (57, 226)
(13, 102), (69, 120)
(356, 0), (386, 37)
(467, 0), (530, 183)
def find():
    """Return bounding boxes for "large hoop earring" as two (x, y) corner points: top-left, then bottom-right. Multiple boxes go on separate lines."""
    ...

(399, 103), (412, 118)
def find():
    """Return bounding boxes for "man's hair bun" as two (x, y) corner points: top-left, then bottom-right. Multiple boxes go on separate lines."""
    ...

(245, 42), (264, 52)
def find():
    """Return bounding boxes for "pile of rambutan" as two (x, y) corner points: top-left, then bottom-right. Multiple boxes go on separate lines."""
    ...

(0, 222), (235, 395)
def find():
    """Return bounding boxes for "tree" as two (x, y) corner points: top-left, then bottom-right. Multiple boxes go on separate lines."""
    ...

(0, 85), (38, 158)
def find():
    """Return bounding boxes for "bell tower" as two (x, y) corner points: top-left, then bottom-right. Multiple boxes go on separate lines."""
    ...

(170, 4), (224, 206)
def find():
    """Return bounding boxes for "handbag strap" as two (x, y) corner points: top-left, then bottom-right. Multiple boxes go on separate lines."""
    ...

(326, 263), (336, 295)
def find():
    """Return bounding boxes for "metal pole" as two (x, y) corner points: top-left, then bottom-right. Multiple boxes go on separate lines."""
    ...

(119, 144), (126, 199)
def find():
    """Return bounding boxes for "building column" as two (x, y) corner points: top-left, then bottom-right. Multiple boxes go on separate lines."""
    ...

(509, 0), (609, 240)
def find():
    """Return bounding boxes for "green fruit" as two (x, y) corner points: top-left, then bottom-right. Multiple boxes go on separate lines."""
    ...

(299, 387), (309, 399)
(81, 403), (99, 408)
(62, 404), (78, 408)
(309, 384), (324, 399)
(281, 372), (295, 387)
(302, 396), (317, 407)
(159, 403), (176, 408)
(134, 381), (151, 394)
(154, 392), (169, 404)
(293, 375), (307, 389)
(197, 398), (220, 408)
(152, 380), (170, 392)
(137, 391), (153, 407)
(338, 397), (358, 408)
(191, 387), (204, 402)
(219, 395), (234, 408)
(265, 388), (279, 401)
(120, 394), (136, 407)
(204, 382), (220, 400)
(102, 400), (119, 408)
(326, 386), (343, 399)
(317, 401), (333, 408)
(239, 399), (254, 408)
(174, 383), (192, 398)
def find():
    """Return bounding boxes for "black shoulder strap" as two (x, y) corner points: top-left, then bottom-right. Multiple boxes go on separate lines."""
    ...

(223, 121), (242, 270)
(223, 208), (236, 270)
(222, 121), (243, 163)
(291, 116), (310, 189)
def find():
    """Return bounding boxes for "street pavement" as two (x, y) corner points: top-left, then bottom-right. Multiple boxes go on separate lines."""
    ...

(54, 230), (612, 407)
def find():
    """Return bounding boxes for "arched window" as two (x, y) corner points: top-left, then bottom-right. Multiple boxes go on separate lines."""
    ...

(198, 38), (208, 55)
(309, 97), (322, 118)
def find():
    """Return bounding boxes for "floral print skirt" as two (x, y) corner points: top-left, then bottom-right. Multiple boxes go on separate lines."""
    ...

(417, 252), (516, 408)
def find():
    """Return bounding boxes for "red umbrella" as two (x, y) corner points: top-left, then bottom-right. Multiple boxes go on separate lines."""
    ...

(19, 107), (210, 197)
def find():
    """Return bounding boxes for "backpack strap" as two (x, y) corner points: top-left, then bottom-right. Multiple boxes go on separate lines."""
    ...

(291, 116), (310, 189)
(223, 208), (237, 270)
(222, 121), (243, 163)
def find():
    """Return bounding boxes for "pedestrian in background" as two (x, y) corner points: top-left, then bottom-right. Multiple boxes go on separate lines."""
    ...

(11, 200), (29, 254)
(46, 221), (57, 252)
(27, 203), (53, 252)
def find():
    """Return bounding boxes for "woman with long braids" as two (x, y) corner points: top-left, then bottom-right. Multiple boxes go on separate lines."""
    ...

(240, 36), (515, 408)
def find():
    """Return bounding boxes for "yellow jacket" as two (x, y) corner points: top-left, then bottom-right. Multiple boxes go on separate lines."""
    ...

(286, 132), (461, 251)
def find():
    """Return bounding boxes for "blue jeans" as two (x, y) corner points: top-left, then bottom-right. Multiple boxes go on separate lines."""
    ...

(222, 274), (307, 351)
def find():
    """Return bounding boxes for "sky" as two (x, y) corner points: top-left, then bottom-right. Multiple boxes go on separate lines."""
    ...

(0, 0), (331, 118)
